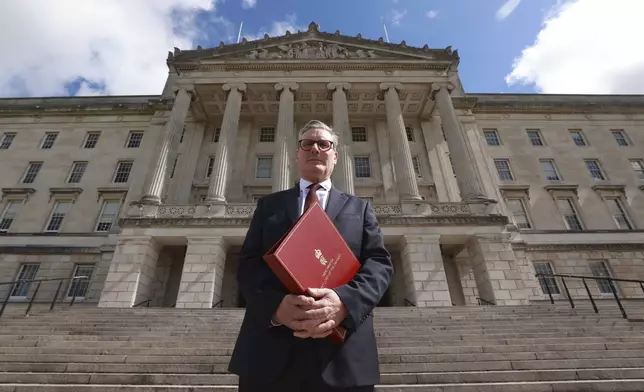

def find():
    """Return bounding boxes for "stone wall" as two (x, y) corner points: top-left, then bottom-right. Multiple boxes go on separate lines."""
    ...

(0, 252), (103, 303)
(400, 235), (451, 307)
(525, 247), (644, 301)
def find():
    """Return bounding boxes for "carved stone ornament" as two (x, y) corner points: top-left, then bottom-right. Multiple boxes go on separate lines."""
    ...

(246, 42), (378, 60)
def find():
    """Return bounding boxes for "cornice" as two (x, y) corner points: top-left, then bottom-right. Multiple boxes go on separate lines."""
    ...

(120, 215), (508, 228)
(0, 96), (172, 117)
(514, 242), (644, 252)
(456, 95), (644, 115)
(173, 62), (449, 74)
(0, 245), (104, 254)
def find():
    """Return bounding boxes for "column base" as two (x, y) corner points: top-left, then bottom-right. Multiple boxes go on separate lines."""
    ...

(401, 200), (431, 215)
(196, 200), (227, 218)
(126, 202), (159, 218)
(466, 198), (497, 215)
(138, 195), (162, 205)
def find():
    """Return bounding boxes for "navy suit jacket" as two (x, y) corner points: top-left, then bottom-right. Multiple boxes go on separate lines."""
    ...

(228, 184), (393, 387)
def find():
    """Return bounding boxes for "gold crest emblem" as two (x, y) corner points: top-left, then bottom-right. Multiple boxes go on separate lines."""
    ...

(314, 248), (328, 266)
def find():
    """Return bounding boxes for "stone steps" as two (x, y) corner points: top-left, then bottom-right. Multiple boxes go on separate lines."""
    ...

(2, 380), (644, 392)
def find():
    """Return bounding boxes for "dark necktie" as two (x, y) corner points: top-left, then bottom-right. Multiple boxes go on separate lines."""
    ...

(304, 183), (322, 212)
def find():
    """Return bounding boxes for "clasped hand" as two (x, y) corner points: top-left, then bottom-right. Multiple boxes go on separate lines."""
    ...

(273, 288), (348, 339)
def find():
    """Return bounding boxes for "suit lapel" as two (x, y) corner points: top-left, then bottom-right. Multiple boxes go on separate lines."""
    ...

(326, 187), (348, 222)
(285, 185), (300, 224)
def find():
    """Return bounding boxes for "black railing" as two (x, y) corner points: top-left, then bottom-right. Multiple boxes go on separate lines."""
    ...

(0, 276), (89, 319)
(403, 298), (415, 307)
(476, 297), (496, 306)
(133, 299), (151, 308)
(213, 299), (224, 308)
(536, 273), (644, 319)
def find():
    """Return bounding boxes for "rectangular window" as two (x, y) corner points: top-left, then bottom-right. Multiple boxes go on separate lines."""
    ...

(45, 201), (72, 232)
(506, 198), (531, 229)
(527, 130), (544, 146)
(0, 200), (22, 232)
(126, 131), (144, 148)
(212, 128), (221, 143)
(169, 155), (178, 179)
(533, 262), (560, 295)
(255, 155), (273, 179)
(22, 162), (43, 184)
(589, 261), (616, 295)
(540, 159), (561, 181)
(606, 198), (632, 230)
(11, 264), (40, 298)
(629, 159), (644, 180)
(405, 126), (414, 142)
(494, 159), (514, 181)
(40, 132), (58, 149)
(206, 156), (215, 178)
(83, 132), (100, 148)
(0, 133), (16, 149)
(259, 127), (275, 142)
(612, 130), (630, 146)
(95, 200), (121, 232)
(67, 162), (88, 184)
(483, 130), (500, 146)
(67, 264), (95, 298)
(354, 156), (371, 178)
(556, 198), (583, 231)
(584, 159), (605, 180)
(569, 130), (587, 146)
(112, 161), (133, 183)
(412, 156), (422, 178)
(351, 127), (367, 142)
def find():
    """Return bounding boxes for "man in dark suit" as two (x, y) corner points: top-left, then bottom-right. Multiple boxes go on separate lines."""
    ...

(228, 120), (393, 392)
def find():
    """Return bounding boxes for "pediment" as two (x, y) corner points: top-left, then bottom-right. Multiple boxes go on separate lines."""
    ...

(168, 23), (458, 65)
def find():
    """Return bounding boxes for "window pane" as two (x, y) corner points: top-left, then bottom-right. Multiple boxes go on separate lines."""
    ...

(533, 262), (560, 295)
(114, 162), (133, 183)
(354, 156), (371, 178)
(557, 199), (582, 231)
(494, 159), (513, 180)
(41, 133), (58, 149)
(590, 262), (615, 294)
(96, 201), (120, 232)
(0, 133), (16, 149)
(23, 162), (42, 184)
(612, 130), (629, 146)
(255, 156), (272, 178)
(540, 160), (560, 180)
(607, 199), (631, 229)
(405, 127), (414, 142)
(412, 156), (421, 177)
(11, 264), (40, 297)
(527, 130), (543, 146)
(0, 201), (21, 231)
(259, 127), (275, 142)
(351, 127), (367, 142)
(84, 132), (100, 148)
(584, 160), (604, 180)
(127, 132), (144, 148)
(67, 265), (94, 298)
(68, 162), (88, 183)
(484, 130), (500, 146)
(506, 199), (531, 229)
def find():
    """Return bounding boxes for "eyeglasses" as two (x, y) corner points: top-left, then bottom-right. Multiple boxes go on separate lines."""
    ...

(298, 139), (334, 151)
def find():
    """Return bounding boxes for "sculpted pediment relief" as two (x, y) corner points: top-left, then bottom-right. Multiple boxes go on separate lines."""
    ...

(244, 41), (382, 60)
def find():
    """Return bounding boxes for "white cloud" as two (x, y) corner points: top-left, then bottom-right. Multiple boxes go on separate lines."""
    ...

(389, 9), (408, 26)
(426, 10), (439, 19)
(496, 0), (521, 20)
(506, 0), (644, 94)
(0, 0), (216, 98)
(242, 0), (256, 9)
(244, 14), (306, 41)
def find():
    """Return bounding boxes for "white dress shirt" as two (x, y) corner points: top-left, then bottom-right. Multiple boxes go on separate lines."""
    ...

(298, 177), (332, 216)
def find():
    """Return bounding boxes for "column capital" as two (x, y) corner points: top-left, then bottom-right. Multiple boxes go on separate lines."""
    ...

(222, 82), (247, 93)
(430, 82), (456, 100)
(327, 82), (351, 92)
(274, 82), (299, 92)
(172, 86), (195, 98)
(379, 82), (404, 92)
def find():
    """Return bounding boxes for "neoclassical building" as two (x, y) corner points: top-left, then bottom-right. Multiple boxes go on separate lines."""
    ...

(1, 23), (643, 310)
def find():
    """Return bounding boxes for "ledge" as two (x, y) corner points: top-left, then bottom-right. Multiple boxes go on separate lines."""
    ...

(49, 187), (83, 203)
(544, 184), (579, 197)
(1, 187), (36, 201)
(96, 187), (129, 202)
(592, 184), (627, 194)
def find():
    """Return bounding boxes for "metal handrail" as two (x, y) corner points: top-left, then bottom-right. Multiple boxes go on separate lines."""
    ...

(536, 273), (644, 319)
(403, 298), (415, 307)
(0, 275), (89, 319)
(212, 299), (223, 308)
(133, 299), (151, 308)
(476, 297), (496, 306)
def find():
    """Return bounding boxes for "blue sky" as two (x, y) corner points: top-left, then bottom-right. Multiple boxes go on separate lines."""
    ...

(191, 0), (560, 94)
(1, 0), (642, 98)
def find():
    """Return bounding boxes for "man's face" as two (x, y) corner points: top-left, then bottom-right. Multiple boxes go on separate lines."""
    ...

(296, 128), (338, 183)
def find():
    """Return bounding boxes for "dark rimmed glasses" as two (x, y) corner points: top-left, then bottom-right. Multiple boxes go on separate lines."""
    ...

(298, 139), (334, 151)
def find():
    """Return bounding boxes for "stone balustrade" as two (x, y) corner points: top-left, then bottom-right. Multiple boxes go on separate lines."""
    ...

(130, 202), (474, 219)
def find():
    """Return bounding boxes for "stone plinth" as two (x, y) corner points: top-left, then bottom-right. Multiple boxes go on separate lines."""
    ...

(401, 234), (451, 307)
(175, 236), (227, 308)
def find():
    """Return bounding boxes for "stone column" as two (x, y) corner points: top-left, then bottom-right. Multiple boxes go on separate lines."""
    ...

(175, 236), (227, 308)
(432, 84), (487, 202)
(205, 83), (246, 204)
(98, 236), (161, 308)
(140, 88), (192, 204)
(466, 234), (530, 306)
(400, 234), (451, 307)
(380, 83), (422, 201)
(328, 82), (355, 195)
(272, 82), (298, 192)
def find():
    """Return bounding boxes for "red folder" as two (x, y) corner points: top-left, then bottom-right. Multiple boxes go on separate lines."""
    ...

(263, 201), (361, 343)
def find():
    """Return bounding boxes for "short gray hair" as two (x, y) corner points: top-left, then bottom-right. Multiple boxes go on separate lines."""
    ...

(297, 120), (339, 148)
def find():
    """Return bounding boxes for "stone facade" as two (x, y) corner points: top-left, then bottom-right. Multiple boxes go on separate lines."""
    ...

(1, 23), (643, 310)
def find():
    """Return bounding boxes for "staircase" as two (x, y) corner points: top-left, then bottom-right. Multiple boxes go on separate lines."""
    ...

(1, 303), (644, 391)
